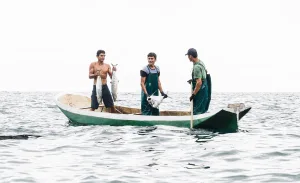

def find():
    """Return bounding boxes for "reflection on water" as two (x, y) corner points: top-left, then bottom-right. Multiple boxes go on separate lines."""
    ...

(194, 134), (216, 144)
(185, 163), (211, 169)
(0, 135), (41, 140)
(136, 126), (158, 135)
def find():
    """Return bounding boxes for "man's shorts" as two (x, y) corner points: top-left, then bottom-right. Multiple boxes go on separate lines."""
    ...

(91, 84), (114, 109)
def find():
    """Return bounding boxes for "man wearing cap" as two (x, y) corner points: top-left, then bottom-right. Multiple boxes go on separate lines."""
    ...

(140, 52), (168, 115)
(186, 48), (211, 114)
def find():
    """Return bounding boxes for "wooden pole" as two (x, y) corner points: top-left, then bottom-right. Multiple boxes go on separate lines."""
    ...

(190, 83), (194, 129)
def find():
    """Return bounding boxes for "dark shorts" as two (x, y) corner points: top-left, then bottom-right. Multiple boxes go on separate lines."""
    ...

(91, 84), (114, 109)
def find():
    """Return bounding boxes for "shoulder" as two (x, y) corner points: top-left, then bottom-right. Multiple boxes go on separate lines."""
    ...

(193, 65), (202, 75)
(155, 65), (160, 72)
(140, 66), (148, 77)
(193, 64), (201, 70)
(89, 62), (97, 67)
(199, 60), (206, 66)
(198, 60), (206, 70)
(141, 65), (150, 73)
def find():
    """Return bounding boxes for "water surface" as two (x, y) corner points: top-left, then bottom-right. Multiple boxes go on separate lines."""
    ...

(0, 92), (299, 182)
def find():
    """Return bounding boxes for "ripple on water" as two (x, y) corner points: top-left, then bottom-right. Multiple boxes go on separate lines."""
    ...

(0, 92), (300, 182)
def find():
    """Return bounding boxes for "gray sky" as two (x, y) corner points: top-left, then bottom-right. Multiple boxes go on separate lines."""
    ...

(0, 0), (299, 92)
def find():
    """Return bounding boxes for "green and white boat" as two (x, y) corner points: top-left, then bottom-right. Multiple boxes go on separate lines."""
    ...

(55, 93), (251, 132)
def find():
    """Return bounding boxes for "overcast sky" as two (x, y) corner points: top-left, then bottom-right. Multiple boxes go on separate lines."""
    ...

(0, 0), (299, 93)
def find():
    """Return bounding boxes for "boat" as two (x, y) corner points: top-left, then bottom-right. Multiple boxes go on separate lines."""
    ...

(54, 92), (251, 132)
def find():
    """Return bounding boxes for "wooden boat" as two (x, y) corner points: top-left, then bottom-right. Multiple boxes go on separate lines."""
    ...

(55, 93), (251, 132)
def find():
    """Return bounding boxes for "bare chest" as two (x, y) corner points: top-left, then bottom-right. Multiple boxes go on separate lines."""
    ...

(94, 64), (109, 74)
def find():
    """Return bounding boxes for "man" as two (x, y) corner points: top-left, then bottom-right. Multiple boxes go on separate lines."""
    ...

(186, 48), (211, 114)
(140, 52), (168, 116)
(89, 50), (116, 113)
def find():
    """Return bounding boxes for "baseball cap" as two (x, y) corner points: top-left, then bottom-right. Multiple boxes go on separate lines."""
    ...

(185, 48), (197, 58)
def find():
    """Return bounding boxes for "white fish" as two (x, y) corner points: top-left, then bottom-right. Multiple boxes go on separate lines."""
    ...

(111, 64), (118, 102)
(147, 95), (164, 109)
(96, 75), (103, 104)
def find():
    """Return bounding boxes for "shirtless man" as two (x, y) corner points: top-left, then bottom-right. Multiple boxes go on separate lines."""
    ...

(89, 50), (116, 113)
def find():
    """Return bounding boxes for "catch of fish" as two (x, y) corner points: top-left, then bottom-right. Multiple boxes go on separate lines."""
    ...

(96, 74), (103, 104)
(96, 64), (119, 104)
(111, 64), (118, 102)
(147, 94), (166, 109)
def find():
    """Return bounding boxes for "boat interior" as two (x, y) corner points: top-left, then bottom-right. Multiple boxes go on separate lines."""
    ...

(58, 94), (190, 116)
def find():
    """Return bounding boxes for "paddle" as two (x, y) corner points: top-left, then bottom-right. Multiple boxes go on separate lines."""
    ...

(80, 107), (92, 109)
(187, 79), (193, 129)
(80, 105), (104, 109)
(80, 105), (122, 114)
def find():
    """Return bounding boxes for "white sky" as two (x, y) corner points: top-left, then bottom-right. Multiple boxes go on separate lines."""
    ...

(0, 0), (299, 93)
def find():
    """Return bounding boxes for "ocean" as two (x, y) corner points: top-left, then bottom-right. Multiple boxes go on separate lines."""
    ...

(0, 91), (300, 183)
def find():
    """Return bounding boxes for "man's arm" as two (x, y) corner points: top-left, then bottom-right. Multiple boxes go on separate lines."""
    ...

(158, 77), (163, 93)
(189, 65), (203, 101)
(108, 64), (117, 79)
(89, 62), (97, 79)
(158, 77), (168, 98)
(192, 78), (202, 95)
(140, 77), (149, 96)
(108, 64), (113, 79)
(192, 65), (203, 95)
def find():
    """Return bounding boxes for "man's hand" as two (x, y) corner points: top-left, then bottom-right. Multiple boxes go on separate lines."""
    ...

(96, 70), (101, 76)
(161, 91), (168, 99)
(189, 94), (195, 101)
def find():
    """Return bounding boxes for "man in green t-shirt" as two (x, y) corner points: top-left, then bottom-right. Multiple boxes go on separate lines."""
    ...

(185, 48), (211, 114)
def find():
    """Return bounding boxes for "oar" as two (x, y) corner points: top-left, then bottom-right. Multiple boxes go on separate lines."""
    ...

(80, 105), (122, 114)
(187, 79), (193, 129)
(80, 107), (92, 109)
(190, 82), (194, 129)
(80, 104), (105, 109)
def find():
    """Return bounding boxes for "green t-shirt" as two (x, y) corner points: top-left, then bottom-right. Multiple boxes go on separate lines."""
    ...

(193, 60), (206, 80)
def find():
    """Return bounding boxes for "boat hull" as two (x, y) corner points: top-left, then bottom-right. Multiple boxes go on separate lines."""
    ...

(55, 93), (251, 132)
